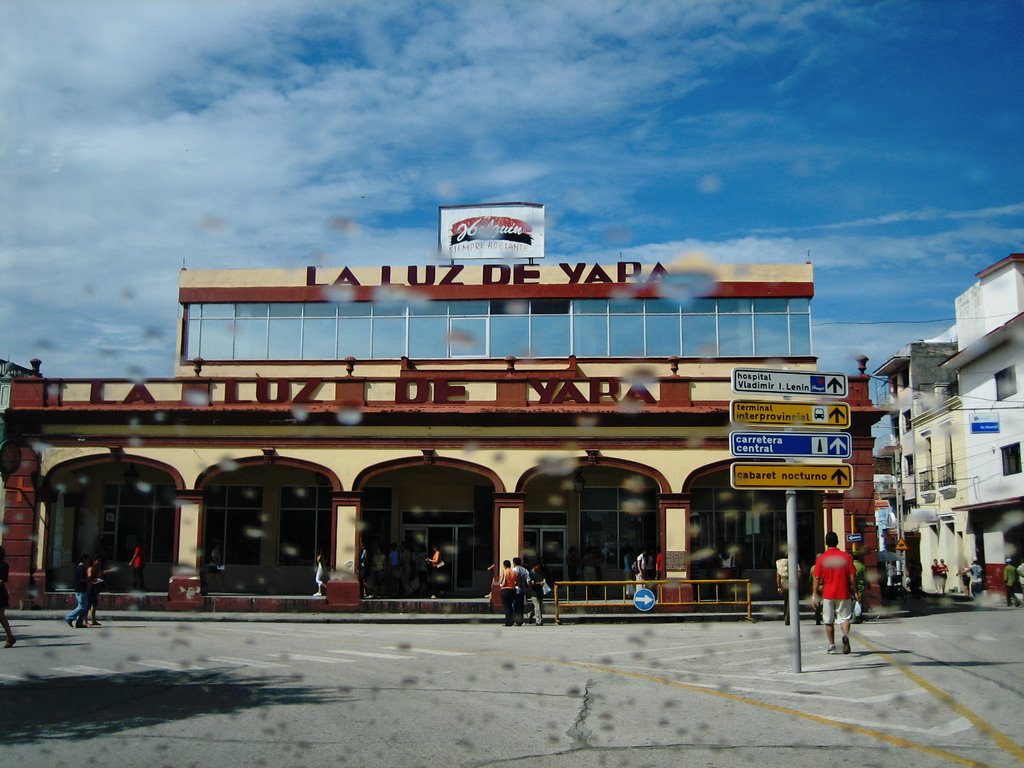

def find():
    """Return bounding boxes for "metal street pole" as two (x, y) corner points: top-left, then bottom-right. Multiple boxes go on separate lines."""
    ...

(786, 488), (801, 673)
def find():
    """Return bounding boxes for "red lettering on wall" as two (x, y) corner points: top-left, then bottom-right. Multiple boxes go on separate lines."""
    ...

(552, 381), (588, 404)
(582, 264), (613, 284)
(332, 267), (361, 286)
(256, 379), (290, 404)
(646, 262), (668, 283)
(434, 380), (467, 403)
(559, 263), (586, 283)
(223, 380), (252, 404)
(483, 264), (510, 285)
(528, 379), (560, 403)
(292, 379), (323, 404)
(396, 380), (430, 404)
(589, 378), (621, 403)
(439, 264), (465, 285)
(123, 383), (156, 405)
(407, 265), (436, 286)
(617, 262), (641, 282)
(514, 264), (540, 284)
(624, 384), (657, 404)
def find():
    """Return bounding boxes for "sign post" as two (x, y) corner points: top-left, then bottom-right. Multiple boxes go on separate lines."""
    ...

(729, 367), (852, 674)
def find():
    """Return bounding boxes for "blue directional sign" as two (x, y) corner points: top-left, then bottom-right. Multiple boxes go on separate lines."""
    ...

(729, 431), (852, 459)
(633, 588), (656, 612)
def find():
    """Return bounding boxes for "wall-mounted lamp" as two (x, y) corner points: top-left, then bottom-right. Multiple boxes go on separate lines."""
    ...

(572, 469), (586, 495)
(123, 463), (140, 487)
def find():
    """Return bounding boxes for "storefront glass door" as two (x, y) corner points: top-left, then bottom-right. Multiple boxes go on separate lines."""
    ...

(403, 524), (474, 591)
(523, 526), (567, 582)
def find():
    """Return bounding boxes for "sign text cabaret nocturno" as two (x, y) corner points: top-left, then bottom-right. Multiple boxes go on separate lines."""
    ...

(310, 261), (674, 288)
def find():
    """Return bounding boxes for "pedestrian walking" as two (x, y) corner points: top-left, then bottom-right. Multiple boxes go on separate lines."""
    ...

(526, 562), (548, 626)
(970, 559), (984, 598)
(0, 546), (15, 648)
(957, 564), (971, 595)
(936, 559), (948, 594)
(852, 551), (867, 623)
(775, 553), (801, 626)
(1003, 558), (1022, 607)
(64, 553), (90, 628)
(314, 547), (329, 596)
(499, 560), (517, 626)
(129, 545), (146, 591)
(206, 541), (225, 594)
(86, 555), (108, 626)
(512, 557), (530, 626)
(811, 532), (857, 655)
(428, 544), (447, 598)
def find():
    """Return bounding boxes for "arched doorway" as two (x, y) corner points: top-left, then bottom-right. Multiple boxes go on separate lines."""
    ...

(355, 462), (499, 595)
(43, 455), (183, 592)
(521, 462), (662, 583)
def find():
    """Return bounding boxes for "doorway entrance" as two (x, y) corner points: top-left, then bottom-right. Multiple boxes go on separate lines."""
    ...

(524, 525), (567, 582)
(404, 524), (475, 592)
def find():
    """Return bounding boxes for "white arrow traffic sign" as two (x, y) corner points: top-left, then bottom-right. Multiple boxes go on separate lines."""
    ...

(633, 588), (656, 612)
(730, 431), (852, 459)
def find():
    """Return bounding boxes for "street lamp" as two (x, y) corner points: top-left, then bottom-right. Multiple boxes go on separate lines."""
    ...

(572, 469), (585, 495)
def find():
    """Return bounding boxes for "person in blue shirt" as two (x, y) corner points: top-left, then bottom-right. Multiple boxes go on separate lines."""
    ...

(63, 553), (90, 628)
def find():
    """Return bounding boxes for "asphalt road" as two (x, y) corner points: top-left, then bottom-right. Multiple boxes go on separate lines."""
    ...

(1, 607), (1022, 768)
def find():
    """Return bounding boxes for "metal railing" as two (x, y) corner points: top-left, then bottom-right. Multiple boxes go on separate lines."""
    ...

(552, 579), (752, 624)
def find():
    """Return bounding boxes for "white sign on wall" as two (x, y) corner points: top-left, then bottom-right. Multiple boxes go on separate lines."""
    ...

(439, 203), (545, 260)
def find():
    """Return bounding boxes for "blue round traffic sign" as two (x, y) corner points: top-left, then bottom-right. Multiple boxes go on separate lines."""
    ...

(633, 588), (656, 612)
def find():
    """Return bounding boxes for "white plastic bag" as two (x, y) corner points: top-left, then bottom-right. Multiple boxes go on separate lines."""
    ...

(853, 600), (862, 617)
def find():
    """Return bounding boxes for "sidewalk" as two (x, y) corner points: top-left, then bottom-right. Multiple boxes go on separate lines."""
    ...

(13, 590), (984, 625)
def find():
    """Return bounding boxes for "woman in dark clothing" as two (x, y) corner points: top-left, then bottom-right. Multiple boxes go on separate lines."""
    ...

(0, 546), (15, 647)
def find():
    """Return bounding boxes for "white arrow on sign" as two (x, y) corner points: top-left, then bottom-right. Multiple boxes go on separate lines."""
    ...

(811, 435), (851, 456)
(633, 588), (656, 611)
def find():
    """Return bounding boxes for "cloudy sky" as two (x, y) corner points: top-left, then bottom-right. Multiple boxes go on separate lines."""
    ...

(1, 1), (1021, 383)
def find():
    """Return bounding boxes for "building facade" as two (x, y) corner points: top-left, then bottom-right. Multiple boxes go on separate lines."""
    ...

(2, 253), (881, 610)
(874, 254), (1024, 595)
(943, 255), (1024, 588)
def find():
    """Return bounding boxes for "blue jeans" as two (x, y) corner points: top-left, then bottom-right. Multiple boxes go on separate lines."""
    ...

(64, 591), (88, 625)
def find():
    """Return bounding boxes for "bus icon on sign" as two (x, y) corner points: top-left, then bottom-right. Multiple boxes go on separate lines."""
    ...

(813, 407), (826, 421)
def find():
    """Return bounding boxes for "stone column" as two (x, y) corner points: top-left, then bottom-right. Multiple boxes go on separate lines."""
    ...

(491, 493), (524, 608)
(168, 491), (202, 610)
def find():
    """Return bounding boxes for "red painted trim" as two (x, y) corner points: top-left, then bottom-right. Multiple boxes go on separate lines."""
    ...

(351, 456), (506, 493)
(45, 453), (187, 491)
(976, 253), (1023, 279)
(514, 456), (670, 495)
(178, 280), (814, 304)
(194, 456), (342, 491)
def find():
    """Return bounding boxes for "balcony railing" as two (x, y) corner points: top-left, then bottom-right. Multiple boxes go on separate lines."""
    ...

(919, 468), (935, 491)
(937, 462), (955, 487)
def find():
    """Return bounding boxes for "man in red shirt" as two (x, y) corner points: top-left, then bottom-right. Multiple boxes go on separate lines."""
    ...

(811, 531), (857, 654)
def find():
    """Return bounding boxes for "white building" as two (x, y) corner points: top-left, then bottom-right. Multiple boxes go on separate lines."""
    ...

(875, 253), (1024, 596)
(942, 254), (1024, 587)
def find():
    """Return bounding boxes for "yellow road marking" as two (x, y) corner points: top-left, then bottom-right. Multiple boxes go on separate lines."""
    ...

(857, 636), (1024, 763)
(514, 653), (989, 767)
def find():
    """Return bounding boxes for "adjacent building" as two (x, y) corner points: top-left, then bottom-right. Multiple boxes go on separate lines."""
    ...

(874, 253), (1024, 594)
